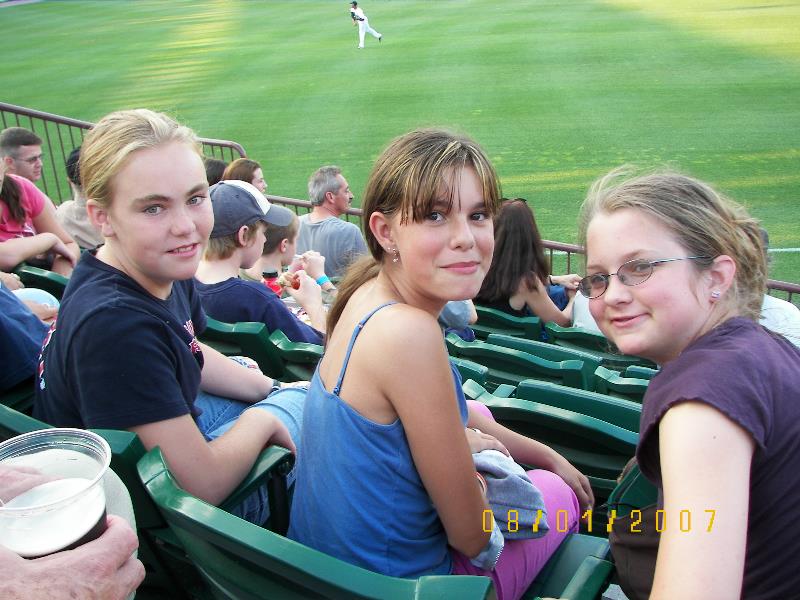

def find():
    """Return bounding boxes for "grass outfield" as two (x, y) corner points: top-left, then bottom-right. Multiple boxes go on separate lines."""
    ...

(3, 0), (798, 282)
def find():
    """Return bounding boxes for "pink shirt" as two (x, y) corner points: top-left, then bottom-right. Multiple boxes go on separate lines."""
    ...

(0, 174), (46, 242)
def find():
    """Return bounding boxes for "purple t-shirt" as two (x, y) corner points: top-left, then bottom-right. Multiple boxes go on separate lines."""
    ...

(638, 317), (800, 598)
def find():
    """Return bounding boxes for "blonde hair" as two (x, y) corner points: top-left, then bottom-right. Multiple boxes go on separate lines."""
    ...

(328, 128), (502, 333)
(579, 168), (766, 321)
(80, 109), (200, 208)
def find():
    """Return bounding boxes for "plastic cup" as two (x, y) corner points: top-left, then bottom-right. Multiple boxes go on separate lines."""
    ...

(0, 428), (111, 558)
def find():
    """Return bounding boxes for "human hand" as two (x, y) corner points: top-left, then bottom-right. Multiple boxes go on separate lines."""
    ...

(465, 428), (510, 457)
(551, 273), (581, 291)
(0, 515), (144, 600)
(285, 270), (323, 310)
(0, 464), (54, 504)
(23, 300), (58, 324)
(48, 236), (78, 268)
(0, 271), (23, 291)
(551, 455), (594, 513)
(299, 251), (326, 281)
(264, 414), (297, 454)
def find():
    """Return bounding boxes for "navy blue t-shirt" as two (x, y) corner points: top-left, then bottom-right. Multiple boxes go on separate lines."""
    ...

(34, 252), (206, 429)
(194, 277), (323, 345)
(0, 284), (48, 392)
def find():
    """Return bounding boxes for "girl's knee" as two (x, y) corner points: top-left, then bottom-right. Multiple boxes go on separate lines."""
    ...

(467, 400), (494, 421)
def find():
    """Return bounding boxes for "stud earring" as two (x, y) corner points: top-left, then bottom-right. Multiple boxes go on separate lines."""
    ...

(711, 290), (721, 300)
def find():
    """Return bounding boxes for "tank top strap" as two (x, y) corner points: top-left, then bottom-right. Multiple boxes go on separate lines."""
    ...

(332, 301), (398, 396)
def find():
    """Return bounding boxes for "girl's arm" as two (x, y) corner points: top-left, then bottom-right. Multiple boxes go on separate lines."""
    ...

(30, 201), (80, 275)
(198, 341), (275, 402)
(0, 233), (73, 271)
(650, 401), (754, 599)
(373, 308), (491, 558)
(467, 407), (594, 511)
(131, 408), (294, 506)
(517, 277), (572, 326)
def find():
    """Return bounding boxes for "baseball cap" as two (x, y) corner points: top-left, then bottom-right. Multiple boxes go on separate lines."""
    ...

(209, 180), (295, 238)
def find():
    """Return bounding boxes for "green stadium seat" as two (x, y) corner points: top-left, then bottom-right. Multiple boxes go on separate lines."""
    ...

(515, 379), (641, 433)
(0, 376), (36, 414)
(0, 402), (292, 598)
(472, 305), (542, 340)
(139, 446), (614, 600)
(543, 323), (657, 372)
(593, 366), (649, 403)
(486, 334), (603, 391)
(462, 379), (637, 535)
(14, 264), (69, 300)
(199, 317), (287, 379)
(623, 365), (660, 380)
(267, 329), (323, 382)
(449, 356), (490, 387)
(447, 334), (588, 392)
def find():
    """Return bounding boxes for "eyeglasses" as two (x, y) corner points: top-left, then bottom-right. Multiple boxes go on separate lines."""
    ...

(578, 256), (709, 299)
(15, 154), (43, 165)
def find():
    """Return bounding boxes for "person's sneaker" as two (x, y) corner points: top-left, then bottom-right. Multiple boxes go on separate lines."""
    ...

(378, 35), (383, 42)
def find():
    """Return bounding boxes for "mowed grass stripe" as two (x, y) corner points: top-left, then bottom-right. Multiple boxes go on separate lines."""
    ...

(2, 0), (798, 282)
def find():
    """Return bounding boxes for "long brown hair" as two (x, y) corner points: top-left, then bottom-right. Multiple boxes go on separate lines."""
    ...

(327, 128), (502, 335)
(477, 198), (550, 303)
(0, 175), (24, 224)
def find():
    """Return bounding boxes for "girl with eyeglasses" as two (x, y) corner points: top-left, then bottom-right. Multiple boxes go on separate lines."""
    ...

(0, 158), (80, 276)
(579, 169), (800, 599)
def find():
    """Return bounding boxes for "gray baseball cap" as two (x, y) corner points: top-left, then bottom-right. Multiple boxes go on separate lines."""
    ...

(209, 180), (295, 238)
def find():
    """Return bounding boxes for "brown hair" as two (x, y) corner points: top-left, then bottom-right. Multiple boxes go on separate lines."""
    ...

(204, 220), (264, 261)
(477, 198), (550, 303)
(327, 128), (502, 334)
(262, 215), (300, 256)
(222, 158), (262, 186)
(579, 168), (766, 321)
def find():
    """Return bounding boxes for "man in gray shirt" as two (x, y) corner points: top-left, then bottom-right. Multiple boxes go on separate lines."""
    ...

(296, 166), (367, 279)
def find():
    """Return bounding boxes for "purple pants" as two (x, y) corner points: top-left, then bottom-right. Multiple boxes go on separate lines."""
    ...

(451, 401), (580, 600)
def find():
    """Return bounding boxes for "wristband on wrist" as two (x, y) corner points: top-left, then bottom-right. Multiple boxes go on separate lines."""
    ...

(315, 274), (331, 286)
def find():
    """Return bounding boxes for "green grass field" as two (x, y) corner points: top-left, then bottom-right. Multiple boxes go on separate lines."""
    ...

(3, 0), (798, 282)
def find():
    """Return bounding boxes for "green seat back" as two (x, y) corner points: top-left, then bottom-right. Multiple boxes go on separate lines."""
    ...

(14, 264), (69, 300)
(463, 379), (637, 534)
(487, 334), (603, 391)
(199, 317), (286, 378)
(449, 356), (490, 387)
(0, 376), (36, 414)
(623, 365), (660, 380)
(593, 366), (649, 403)
(544, 323), (657, 371)
(267, 329), (323, 382)
(138, 447), (496, 600)
(472, 305), (542, 341)
(515, 379), (641, 433)
(447, 334), (587, 391)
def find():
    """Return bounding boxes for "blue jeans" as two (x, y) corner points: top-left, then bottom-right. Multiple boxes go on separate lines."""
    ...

(194, 387), (306, 524)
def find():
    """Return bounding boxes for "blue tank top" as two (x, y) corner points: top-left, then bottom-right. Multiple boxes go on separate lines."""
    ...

(288, 302), (469, 578)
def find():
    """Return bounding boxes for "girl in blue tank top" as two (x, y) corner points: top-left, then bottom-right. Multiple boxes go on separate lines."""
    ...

(288, 129), (594, 600)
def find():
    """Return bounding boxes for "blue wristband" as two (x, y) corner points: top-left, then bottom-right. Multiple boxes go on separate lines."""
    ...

(316, 275), (331, 286)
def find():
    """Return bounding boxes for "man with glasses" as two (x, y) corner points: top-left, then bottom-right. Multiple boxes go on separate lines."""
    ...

(0, 127), (44, 183)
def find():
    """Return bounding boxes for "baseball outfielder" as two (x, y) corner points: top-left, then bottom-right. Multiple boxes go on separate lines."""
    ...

(350, 1), (382, 48)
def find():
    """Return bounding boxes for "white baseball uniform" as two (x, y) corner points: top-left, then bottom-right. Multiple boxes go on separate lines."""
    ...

(351, 6), (381, 48)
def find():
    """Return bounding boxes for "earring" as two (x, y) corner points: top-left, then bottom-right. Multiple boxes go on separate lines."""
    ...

(711, 290), (721, 300)
(391, 247), (400, 263)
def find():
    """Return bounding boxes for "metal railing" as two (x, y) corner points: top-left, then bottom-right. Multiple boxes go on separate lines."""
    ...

(4, 101), (797, 302)
(1, 102), (246, 203)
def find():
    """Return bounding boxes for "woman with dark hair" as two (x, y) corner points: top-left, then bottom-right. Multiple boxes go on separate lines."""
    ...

(0, 160), (79, 276)
(222, 158), (267, 194)
(476, 199), (578, 326)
